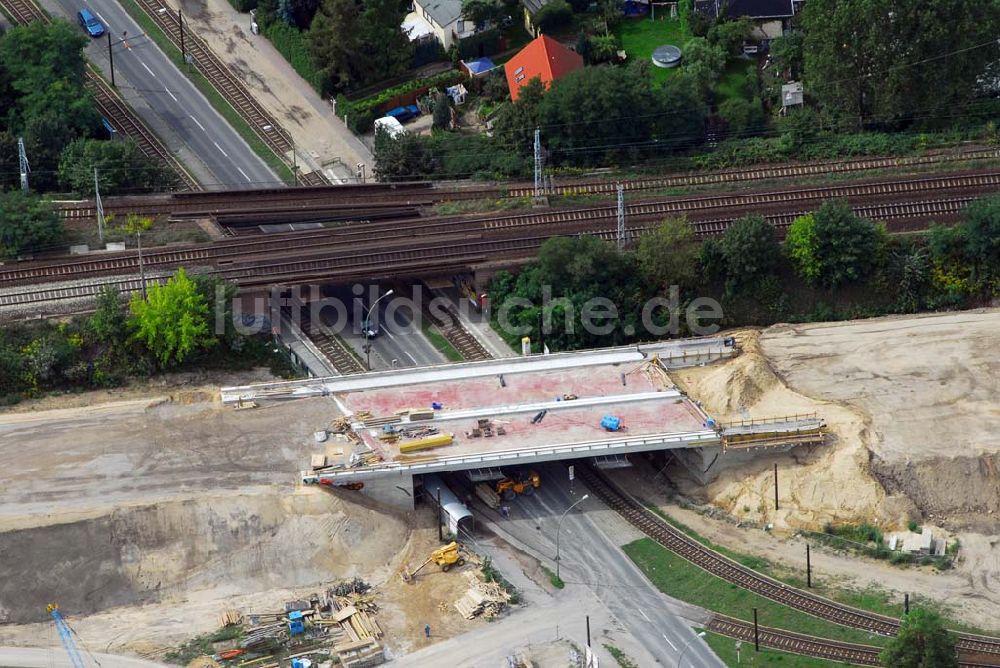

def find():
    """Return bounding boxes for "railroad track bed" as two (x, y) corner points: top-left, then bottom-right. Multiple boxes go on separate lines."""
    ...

(282, 305), (363, 374)
(575, 465), (1000, 660)
(418, 288), (492, 362)
(1, 190), (979, 292)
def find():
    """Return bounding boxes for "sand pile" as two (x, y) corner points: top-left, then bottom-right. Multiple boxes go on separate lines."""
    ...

(670, 329), (894, 530)
(0, 488), (407, 624)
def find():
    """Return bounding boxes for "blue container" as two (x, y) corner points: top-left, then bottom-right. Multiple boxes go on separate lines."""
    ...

(600, 415), (621, 431)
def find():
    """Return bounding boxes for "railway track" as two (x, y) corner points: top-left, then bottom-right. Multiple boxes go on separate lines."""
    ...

(130, 0), (325, 185)
(283, 305), (363, 374)
(418, 289), (492, 362)
(575, 465), (1000, 660)
(0, 0), (196, 189)
(55, 147), (1000, 221)
(0, 190), (979, 293)
(505, 147), (1000, 198)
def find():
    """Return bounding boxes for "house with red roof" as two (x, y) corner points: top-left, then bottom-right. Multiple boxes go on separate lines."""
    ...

(503, 35), (584, 102)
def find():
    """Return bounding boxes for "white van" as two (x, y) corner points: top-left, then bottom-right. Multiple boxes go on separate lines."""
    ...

(373, 116), (406, 139)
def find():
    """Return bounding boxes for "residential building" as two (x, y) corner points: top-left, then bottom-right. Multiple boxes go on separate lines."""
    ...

(409, 0), (479, 50)
(504, 34), (583, 101)
(695, 0), (796, 40)
(522, 0), (552, 37)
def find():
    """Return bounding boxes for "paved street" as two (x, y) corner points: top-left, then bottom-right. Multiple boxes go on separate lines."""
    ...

(39, 0), (279, 189)
(489, 463), (725, 667)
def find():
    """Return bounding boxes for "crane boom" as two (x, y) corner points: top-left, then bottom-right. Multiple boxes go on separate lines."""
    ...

(47, 604), (86, 668)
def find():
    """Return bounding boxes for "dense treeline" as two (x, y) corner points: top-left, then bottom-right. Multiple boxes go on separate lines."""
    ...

(0, 272), (297, 404)
(0, 21), (175, 195)
(489, 196), (1000, 351)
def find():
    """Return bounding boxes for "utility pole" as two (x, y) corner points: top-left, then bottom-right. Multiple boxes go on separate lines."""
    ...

(107, 32), (115, 87)
(585, 616), (591, 648)
(136, 230), (147, 300)
(774, 462), (779, 511)
(616, 183), (625, 250)
(904, 593), (909, 615)
(178, 10), (185, 64)
(806, 543), (811, 588)
(17, 137), (29, 193)
(94, 167), (105, 244)
(436, 487), (443, 541)
(753, 608), (759, 652)
(533, 128), (542, 196)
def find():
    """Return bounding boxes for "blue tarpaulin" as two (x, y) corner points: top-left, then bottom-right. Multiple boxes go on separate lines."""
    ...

(463, 57), (497, 76)
(601, 415), (622, 431)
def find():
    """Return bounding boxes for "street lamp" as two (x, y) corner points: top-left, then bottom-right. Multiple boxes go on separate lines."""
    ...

(555, 493), (588, 579)
(364, 289), (393, 371)
(677, 631), (706, 668)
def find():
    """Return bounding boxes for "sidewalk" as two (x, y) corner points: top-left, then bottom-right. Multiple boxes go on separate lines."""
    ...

(172, 0), (374, 182)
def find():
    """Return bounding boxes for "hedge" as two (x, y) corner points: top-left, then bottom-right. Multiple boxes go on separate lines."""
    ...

(264, 22), (324, 93)
(336, 69), (466, 133)
(458, 27), (502, 60)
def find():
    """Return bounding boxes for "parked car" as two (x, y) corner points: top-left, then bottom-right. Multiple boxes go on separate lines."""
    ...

(374, 116), (406, 139)
(77, 8), (105, 37)
(385, 104), (421, 123)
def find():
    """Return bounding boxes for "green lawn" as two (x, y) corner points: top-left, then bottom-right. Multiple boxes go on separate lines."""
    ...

(702, 630), (848, 667)
(622, 538), (890, 648)
(615, 15), (691, 82)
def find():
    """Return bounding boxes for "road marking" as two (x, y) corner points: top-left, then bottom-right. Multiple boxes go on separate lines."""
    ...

(163, 85), (178, 102)
(140, 61), (155, 77)
(189, 115), (206, 132)
(639, 608), (651, 622)
(404, 351), (417, 364)
(237, 167), (251, 183)
(213, 141), (229, 158)
(95, 10), (110, 27)
(661, 633), (678, 651)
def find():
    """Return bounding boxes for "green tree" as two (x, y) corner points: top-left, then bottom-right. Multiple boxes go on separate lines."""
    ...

(706, 17), (752, 57)
(801, 0), (1000, 129)
(59, 139), (177, 196)
(533, 0), (572, 33)
(810, 200), (884, 289)
(768, 31), (804, 78)
(879, 608), (957, 668)
(679, 38), (726, 97)
(373, 127), (438, 181)
(718, 97), (764, 137)
(720, 214), (780, 292)
(432, 92), (452, 131)
(0, 191), (63, 259)
(88, 285), (127, 345)
(636, 218), (699, 293)
(462, 0), (504, 26)
(492, 77), (545, 155)
(129, 268), (214, 367)
(785, 213), (819, 284)
(589, 34), (620, 64)
(959, 194), (1000, 284)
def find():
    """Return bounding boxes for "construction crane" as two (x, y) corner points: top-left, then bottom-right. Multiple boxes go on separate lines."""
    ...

(47, 604), (100, 668)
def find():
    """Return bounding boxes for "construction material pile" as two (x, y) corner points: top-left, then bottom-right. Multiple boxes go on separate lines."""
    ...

(214, 579), (386, 668)
(454, 570), (512, 619)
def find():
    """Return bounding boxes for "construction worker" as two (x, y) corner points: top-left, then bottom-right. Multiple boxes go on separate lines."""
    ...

(424, 624), (431, 638)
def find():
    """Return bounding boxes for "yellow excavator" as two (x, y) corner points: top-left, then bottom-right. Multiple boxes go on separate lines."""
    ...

(402, 542), (466, 583)
(496, 469), (541, 501)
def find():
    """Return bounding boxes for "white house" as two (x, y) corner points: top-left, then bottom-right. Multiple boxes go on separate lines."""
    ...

(406, 0), (478, 50)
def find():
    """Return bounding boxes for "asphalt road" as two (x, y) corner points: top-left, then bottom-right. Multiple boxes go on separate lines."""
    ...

(44, 0), (279, 189)
(316, 285), (447, 371)
(0, 647), (168, 668)
(497, 463), (725, 667)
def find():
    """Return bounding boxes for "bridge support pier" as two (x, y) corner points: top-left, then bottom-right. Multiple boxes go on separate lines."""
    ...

(359, 473), (415, 511)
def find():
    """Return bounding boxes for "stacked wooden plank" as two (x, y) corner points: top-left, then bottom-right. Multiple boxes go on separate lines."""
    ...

(454, 571), (511, 619)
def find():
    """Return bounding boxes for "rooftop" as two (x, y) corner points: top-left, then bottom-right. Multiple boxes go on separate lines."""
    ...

(415, 0), (463, 28)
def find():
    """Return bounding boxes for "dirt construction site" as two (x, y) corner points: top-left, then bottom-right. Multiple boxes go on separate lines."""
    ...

(1, 308), (1000, 660)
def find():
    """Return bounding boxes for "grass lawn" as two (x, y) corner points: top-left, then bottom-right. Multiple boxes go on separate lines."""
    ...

(616, 15), (691, 83)
(715, 58), (755, 105)
(622, 538), (890, 648)
(419, 318), (465, 362)
(701, 629), (848, 667)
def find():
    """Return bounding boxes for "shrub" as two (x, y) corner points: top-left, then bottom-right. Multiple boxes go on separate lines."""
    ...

(534, 0), (572, 33)
(264, 23), (323, 92)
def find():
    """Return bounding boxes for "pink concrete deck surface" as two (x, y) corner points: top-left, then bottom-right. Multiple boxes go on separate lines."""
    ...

(342, 361), (669, 418)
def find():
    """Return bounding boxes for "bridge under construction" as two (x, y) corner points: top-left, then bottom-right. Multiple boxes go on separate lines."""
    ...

(222, 337), (825, 508)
